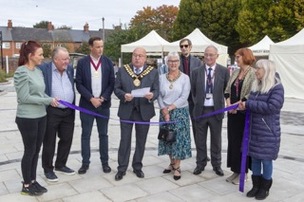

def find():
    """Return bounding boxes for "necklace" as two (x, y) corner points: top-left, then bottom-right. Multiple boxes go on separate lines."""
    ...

(166, 71), (181, 89)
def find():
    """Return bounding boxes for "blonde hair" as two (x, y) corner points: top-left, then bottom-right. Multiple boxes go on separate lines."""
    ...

(251, 59), (281, 93)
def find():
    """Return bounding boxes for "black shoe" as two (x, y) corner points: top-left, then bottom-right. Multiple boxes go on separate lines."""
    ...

(21, 183), (43, 196)
(78, 165), (89, 174)
(102, 164), (111, 173)
(213, 167), (224, 176)
(193, 166), (205, 175)
(115, 171), (126, 181)
(45, 171), (58, 182)
(55, 166), (75, 175)
(32, 181), (47, 193)
(133, 170), (144, 178)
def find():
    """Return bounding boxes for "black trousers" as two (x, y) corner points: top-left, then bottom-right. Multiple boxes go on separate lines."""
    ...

(42, 107), (75, 173)
(117, 109), (150, 172)
(194, 107), (223, 168)
(16, 116), (47, 184)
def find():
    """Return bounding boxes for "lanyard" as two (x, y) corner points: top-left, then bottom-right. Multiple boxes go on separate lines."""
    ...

(90, 57), (101, 71)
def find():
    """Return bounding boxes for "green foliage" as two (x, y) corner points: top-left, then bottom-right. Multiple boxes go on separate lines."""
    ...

(75, 42), (90, 55)
(42, 44), (52, 58)
(33, 21), (49, 28)
(0, 69), (8, 83)
(104, 29), (137, 65)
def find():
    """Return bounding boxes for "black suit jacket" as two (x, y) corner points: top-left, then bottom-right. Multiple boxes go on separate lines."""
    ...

(75, 55), (115, 109)
(191, 63), (230, 120)
(114, 64), (159, 121)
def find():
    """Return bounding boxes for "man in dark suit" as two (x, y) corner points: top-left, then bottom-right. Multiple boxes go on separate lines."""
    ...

(39, 47), (75, 182)
(191, 45), (230, 176)
(114, 47), (159, 181)
(75, 37), (115, 174)
(179, 38), (202, 139)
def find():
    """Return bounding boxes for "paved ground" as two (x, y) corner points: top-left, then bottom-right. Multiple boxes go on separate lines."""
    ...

(0, 79), (304, 202)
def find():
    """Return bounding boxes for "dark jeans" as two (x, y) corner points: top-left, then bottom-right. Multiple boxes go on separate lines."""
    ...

(42, 107), (75, 173)
(80, 107), (110, 166)
(16, 116), (47, 184)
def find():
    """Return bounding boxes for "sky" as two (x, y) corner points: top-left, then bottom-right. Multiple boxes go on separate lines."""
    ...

(0, 0), (180, 30)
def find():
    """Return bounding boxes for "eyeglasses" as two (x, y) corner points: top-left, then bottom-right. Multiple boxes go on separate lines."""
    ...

(132, 54), (145, 58)
(168, 60), (179, 63)
(204, 53), (217, 58)
(180, 44), (189, 48)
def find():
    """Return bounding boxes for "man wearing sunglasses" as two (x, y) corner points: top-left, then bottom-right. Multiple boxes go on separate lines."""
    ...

(179, 38), (202, 148)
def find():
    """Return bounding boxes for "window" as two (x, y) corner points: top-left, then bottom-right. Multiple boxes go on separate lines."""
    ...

(2, 42), (10, 49)
(16, 42), (22, 49)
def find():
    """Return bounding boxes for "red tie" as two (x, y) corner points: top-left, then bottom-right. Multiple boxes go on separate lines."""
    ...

(184, 57), (189, 75)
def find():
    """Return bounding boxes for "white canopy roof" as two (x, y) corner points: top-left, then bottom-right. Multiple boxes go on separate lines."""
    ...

(269, 28), (304, 99)
(248, 35), (274, 56)
(121, 30), (170, 54)
(163, 28), (228, 54)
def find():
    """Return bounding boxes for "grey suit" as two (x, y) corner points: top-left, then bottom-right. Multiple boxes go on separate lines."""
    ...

(190, 63), (229, 168)
(114, 64), (159, 172)
(179, 55), (202, 136)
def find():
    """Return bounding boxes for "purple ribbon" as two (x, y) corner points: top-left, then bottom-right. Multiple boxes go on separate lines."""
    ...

(193, 104), (238, 120)
(239, 109), (251, 192)
(58, 100), (175, 125)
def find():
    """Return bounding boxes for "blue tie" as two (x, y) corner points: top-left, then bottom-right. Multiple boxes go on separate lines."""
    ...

(206, 67), (213, 93)
(135, 68), (141, 75)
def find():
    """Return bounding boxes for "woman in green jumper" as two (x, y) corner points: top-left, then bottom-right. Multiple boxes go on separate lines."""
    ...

(14, 41), (58, 196)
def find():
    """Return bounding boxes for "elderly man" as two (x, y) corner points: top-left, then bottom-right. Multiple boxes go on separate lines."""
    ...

(114, 47), (159, 181)
(191, 45), (230, 176)
(39, 47), (75, 182)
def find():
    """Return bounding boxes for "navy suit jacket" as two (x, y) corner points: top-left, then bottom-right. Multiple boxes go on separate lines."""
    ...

(114, 64), (159, 121)
(39, 62), (75, 103)
(191, 63), (230, 120)
(75, 55), (115, 109)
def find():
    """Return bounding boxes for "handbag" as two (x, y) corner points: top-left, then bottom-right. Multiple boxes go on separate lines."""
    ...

(158, 125), (176, 143)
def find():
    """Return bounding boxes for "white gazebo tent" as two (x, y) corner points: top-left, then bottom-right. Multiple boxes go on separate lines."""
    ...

(121, 30), (170, 55)
(163, 28), (228, 66)
(248, 35), (274, 56)
(269, 28), (304, 99)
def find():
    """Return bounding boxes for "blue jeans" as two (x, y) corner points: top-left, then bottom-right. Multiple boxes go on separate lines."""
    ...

(80, 107), (109, 166)
(251, 157), (273, 180)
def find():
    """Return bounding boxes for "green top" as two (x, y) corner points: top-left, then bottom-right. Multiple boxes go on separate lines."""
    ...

(14, 65), (53, 118)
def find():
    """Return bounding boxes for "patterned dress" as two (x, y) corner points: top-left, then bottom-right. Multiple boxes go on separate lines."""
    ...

(158, 107), (192, 160)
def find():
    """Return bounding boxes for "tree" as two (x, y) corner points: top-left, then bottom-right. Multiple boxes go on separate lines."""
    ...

(75, 42), (90, 55)
(33, 21), (49, 28)
(174, 0), (241, 55)
(42, 43), (52, 58)
(57, 25), (72, 30)
(129, 5), (178, 41)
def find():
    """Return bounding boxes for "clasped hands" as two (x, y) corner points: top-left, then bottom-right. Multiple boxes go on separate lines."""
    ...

(90, 96), (105, 108)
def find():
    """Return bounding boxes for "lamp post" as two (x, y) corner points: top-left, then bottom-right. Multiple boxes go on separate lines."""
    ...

(0, 31), (4, 70)
(102, 17), (105, 41)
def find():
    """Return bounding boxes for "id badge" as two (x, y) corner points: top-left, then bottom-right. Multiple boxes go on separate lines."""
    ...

(206, 93), (213, 99)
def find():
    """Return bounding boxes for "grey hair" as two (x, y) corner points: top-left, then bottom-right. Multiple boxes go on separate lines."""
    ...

(165, 51), (180, 66)
(52, 46), (68, 59)
(205, 45), (218, 54)
(251, 59), (281, 93)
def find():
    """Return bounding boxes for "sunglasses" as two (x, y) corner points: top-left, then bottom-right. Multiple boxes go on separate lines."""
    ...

(180, 44), (189, 48)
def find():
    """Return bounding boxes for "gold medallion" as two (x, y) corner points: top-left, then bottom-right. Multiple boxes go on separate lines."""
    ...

(94, 71), (99, 77)
(133, 78), (141, 87)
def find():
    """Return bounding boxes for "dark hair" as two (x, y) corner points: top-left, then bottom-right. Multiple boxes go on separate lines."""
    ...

(179, 38), (192, 46)
(18, 41), (42, 66)
(235, 48), (256, 66)
(88, 37), (102, 46)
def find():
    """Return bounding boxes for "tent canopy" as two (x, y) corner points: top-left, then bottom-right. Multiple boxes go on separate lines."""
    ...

(163, 28), (228, 66)
(163, 28), (228, 54)
(121, 30), (170, 54)
(248, 35), (274, 56)
(269, 28), (304, 99)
